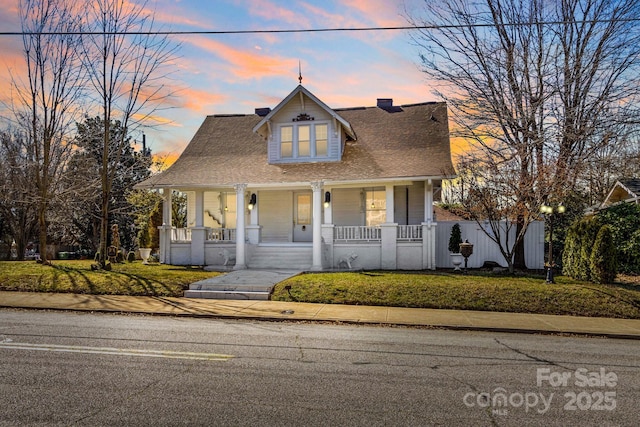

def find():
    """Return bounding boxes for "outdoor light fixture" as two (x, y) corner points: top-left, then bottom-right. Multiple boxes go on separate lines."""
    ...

(248, 193), (257, 210)
(540, 199), (566, 284)
(324, 191), (331, 208)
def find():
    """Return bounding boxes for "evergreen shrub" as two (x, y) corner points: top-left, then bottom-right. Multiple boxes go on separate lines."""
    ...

(590, 225), (617, 284)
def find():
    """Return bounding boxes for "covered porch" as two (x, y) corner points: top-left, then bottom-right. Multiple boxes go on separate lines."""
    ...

(157, 179), (440, 270)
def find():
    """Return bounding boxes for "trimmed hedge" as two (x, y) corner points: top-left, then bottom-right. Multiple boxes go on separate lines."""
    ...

(563, 216), (602, 281)
(597, 203), (640, 274)
(590, 225), (617, 284)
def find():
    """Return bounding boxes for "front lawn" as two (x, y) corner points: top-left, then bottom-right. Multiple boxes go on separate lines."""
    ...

(2, 261), (640, 319)
(0, 260), (220, 297)
(272, 271), (640, 319)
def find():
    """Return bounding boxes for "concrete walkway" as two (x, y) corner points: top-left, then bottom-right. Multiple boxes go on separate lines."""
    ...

(185, 270), (301, 300)
(2, 290), (640, 339)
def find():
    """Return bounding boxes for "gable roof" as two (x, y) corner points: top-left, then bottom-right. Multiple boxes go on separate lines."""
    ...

(137, 100), (453, 189)
(252, 85), (356, 140)
(601, 178), (640, 207)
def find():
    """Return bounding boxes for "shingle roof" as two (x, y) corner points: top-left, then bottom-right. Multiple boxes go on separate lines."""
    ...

(600, 178), (640, 207)
(620, 178), (640, 197)
(137, 101), (453, 189)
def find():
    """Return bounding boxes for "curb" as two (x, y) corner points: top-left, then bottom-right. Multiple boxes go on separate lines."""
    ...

(3, 301), (640, 341)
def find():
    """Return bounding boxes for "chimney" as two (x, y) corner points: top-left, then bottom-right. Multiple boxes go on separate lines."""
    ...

(255, 107), (271, 117)
(377, 98), (393, 108)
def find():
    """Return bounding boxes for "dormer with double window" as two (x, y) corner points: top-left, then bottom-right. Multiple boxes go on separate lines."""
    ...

(253, 85), (356, 164)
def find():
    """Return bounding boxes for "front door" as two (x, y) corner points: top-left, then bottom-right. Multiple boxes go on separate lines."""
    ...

(293, 191), (313, 242)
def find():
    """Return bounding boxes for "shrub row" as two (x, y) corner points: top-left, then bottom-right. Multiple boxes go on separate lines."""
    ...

(563, 218), (617, 284)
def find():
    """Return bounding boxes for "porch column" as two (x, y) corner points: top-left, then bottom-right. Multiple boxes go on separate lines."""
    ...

(159, 188), (173, 264)
(322, 188), (333, 270)
(311, 181), (323, 271)
(381, 184), (397, 269)
(162, 188), (173, 226)
(194, 190), (204, 227)
(234, 184), (247, 270)
(385, 184), (395, 224)
(424, 179), (434, 223)
(422, 179), (436, 270)
(190, 190), (206, 265)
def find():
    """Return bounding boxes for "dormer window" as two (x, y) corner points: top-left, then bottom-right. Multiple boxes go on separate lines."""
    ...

(279, 122), (328, 160)
(253, 85), (356, 164)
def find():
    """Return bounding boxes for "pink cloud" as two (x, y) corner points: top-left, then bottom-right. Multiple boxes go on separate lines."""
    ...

(178, 87), (229, 113)
(148, 1), (212, 30)
(299, 3), (349, 27)
(185, 35), (298, 81)
(243, 0), (312, 27)
(341, 0), (406, 27)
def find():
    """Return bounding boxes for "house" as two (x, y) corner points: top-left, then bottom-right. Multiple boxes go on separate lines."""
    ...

(601, 179), (640, 208)
(136, 84), (455, 270)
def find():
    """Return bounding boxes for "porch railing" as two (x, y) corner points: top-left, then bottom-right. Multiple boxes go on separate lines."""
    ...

(172, 228), (191, 241)
(397, 225), (423, 241)
(170, 228), (236, 242)
(207, 228), (236, 242)
(334, 226), (381, 241)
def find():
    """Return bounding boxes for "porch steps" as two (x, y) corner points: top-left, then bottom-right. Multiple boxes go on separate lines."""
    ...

(184, 269), (301, 300)
(184, 287), (272, 300)
(248, 244), (313, 270)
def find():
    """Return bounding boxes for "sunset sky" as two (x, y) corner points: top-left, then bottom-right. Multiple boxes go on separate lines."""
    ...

(0, 0), (438, 164)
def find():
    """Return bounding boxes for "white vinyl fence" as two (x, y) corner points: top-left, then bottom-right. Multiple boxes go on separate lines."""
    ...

(436, 221), (545, 269)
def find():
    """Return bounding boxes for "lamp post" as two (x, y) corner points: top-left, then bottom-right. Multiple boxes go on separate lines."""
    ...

(540, 201), (565, 284)
(459, 240), (474, 274)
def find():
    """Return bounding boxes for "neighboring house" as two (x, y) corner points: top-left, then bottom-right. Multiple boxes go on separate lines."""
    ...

(601, 179), (640, 208)
(136, 84), (456, 270)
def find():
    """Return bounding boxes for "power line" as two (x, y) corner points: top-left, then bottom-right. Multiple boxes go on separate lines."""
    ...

(1, 18), (639, 36)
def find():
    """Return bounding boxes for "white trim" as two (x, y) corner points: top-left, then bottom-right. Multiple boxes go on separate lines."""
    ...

(149, 176), (451, 192)
(252, 85), (356, 140)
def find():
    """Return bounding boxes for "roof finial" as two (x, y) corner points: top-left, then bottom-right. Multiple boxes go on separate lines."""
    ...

(298, 60), (303, 85)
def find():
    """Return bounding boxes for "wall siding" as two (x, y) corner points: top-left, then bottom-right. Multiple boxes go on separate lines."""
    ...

(260, 190), (293, 242)
(394, 182), (425, 225)
(332, 188), (363, 226)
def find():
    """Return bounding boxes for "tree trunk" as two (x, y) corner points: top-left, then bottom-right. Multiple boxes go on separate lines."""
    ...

(37, 202), (48, 264)
(513, 216), (527, 270)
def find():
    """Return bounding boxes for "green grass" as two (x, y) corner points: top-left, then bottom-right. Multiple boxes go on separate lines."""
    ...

(2, 261), (640, 319)
(0, 260), (220, 297)
(272, 271), (640, 319)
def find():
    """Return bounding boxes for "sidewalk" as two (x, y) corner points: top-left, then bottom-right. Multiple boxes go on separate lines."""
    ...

(2, 291), (640, 339)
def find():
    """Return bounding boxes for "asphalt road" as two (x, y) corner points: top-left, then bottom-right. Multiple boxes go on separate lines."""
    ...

(1, 309), (638, 426)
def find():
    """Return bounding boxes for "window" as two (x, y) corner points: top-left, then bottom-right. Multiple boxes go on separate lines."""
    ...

(316, 124), (327, 156)
(365, 188), (386, 226)
(298, 125), (310, 157)
(277, 122), (329, 160)
(281, 126), (293, 158)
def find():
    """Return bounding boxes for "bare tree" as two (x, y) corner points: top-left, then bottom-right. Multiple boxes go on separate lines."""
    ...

(10, 0), (85, 264)
(582, 110), (640, 205)
(79, 0), (178, 267)
(0, 129), (39, 260)
(408, 0), (640, 271)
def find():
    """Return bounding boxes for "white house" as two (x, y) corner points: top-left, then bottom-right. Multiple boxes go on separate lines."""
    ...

(136, 84), (458, 270)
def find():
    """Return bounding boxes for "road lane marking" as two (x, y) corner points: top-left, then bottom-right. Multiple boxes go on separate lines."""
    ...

(0, 342), (234, 361)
